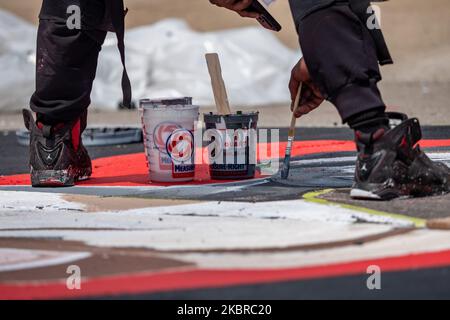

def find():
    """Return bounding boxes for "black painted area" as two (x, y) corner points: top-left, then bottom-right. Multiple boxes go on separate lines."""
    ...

(98, 266), (450, 300)
(0, 132), (29, 175)
(0, 131), (144, 175)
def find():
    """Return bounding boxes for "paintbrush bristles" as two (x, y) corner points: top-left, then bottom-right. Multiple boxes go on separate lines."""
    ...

(280, 154), (291, 179)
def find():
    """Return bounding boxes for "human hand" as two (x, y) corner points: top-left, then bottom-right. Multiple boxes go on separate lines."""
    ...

(209, 0), (260, 18)
(289, 58), (324, 118)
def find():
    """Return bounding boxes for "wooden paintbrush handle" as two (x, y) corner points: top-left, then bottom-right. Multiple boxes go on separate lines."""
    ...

(288, 83), (303, 137)
(205, 53), (232, 116)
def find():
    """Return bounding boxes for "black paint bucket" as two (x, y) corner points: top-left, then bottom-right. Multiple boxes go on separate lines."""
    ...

(204, 112), (259, 180)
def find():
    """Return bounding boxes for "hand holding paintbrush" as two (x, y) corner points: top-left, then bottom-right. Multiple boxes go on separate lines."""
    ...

(280, 83), (302, 180)
(280, 58), (325, 179)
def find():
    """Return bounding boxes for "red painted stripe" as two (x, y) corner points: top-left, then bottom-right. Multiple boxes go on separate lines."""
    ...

(2, 139), (450, 187)
(2, 140), (356, 187)
(1, 249), (450, 300)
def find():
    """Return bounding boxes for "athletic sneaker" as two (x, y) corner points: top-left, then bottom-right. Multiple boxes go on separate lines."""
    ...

(23, 109), (92, 187)
(351, 112), (450, 200)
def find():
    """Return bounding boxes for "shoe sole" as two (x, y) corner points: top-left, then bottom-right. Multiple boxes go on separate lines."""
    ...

(351, 180), (450, 200)
(350, 188), (382, 200)
(350, 187), (404, 201)
(31, 167), (91, 188)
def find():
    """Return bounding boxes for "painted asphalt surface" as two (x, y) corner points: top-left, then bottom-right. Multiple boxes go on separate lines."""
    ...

(3, 125), (450, 176)
(1, 127), (450, 299)
(115, 266), (450, 300)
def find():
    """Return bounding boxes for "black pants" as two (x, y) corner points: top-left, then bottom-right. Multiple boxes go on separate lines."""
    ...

(299, 3), (386, 122)
(30, 20), (106, 124)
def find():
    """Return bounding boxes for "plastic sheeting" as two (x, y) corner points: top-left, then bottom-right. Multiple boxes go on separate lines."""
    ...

(0, 10), (300, 112)
(0, 10), (36, 112)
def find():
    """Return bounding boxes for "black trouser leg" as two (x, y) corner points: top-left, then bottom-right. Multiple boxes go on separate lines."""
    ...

(30, 20), (106, 125)
(298, 3), (386, 123)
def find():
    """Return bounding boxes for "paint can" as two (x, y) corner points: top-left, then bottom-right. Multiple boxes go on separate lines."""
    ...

(140, 98), (199, 183)
(204, 112), (259, 180)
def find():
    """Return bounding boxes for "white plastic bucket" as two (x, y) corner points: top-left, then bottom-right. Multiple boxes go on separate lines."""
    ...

(141, 102), (199, 183)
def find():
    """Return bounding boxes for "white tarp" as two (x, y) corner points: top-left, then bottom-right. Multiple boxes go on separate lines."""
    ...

(0, 10), (36, 112)
(0, 10), (300, 112)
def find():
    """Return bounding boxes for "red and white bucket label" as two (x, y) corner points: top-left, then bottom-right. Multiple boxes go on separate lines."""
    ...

(166, 129), (195, 178)
(142, 103), (199, 183)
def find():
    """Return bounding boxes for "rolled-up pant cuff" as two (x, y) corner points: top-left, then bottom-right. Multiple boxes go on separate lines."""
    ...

(331, 81), (386, 123)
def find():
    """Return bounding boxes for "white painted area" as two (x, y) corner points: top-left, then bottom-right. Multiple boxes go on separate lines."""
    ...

(123, 200), (413, 226)
(1, 191), (450, 271)
(0, 191), (412, 228)
(0, 191), (85, 213)
(427, 152), (450, 164)
(0, 191), (408, 251)
(0, 248), (91, 272)
(172, 230), (450, 270)
(0, 220), (393, 251)
(292, 152), (450, 167)
(291, 156), (357, 166)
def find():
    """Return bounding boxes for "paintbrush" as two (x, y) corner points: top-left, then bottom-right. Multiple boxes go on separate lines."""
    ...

(280, 83), (302, 180)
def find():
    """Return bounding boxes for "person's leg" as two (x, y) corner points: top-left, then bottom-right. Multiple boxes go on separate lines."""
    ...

(298, 3), (450, 199)
(30, 20), (106, 125)
(24, 2), (107, 187)
(298, 3), (387, 128)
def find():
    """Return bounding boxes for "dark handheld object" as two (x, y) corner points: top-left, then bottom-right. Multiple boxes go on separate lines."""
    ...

(246, 0), (282, 32)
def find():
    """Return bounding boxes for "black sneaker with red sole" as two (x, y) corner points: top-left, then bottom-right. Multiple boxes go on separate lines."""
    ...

(23, 109), (92, 187)
(351, 113), (450, 200)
